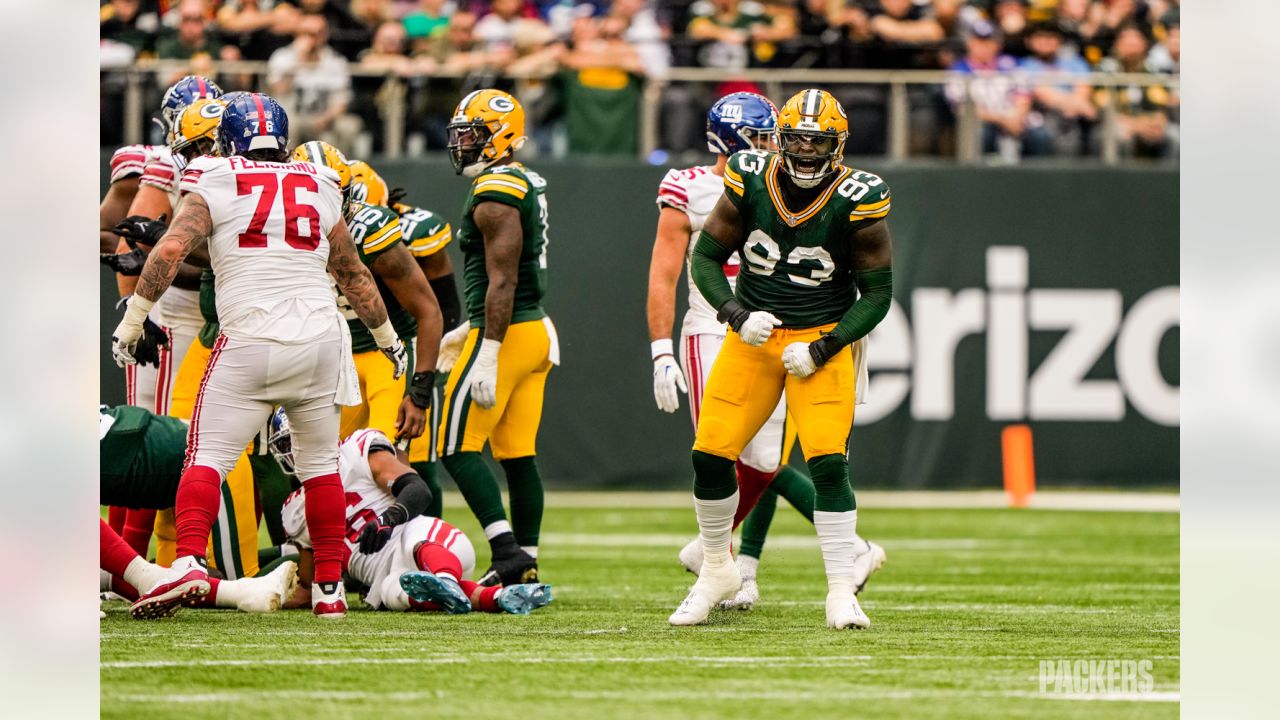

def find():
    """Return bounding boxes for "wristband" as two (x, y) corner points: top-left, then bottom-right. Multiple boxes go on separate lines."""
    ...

(407, 371), (435, 409)
(122, 295), (155, 326)
(808, 334), (843, 368)
(650, 338), (674, 360)
(370, 320), (398, 349)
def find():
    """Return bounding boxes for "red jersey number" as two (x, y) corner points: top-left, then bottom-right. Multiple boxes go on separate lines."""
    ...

(235, 172), (322, 250)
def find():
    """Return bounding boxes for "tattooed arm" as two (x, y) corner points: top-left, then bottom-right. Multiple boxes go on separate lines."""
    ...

(133, 194), (214, 303)
(327, 221), (390, 331)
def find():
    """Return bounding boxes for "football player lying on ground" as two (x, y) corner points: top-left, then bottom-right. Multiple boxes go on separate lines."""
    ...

(272, 411), (553, 614)
(102, 518), (296, 619)
(100, 404), (298, 619)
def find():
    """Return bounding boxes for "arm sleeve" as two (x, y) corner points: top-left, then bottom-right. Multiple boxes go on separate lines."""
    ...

(690, 230), (737, 312)
(384, 472), (432, 525)
(827, 267), (893, 347)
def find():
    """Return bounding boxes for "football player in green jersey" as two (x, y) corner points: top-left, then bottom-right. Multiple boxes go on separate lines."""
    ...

(436, 89), (559, 586)
(669, 89), (895, 629)
(291, 143), (444, 451)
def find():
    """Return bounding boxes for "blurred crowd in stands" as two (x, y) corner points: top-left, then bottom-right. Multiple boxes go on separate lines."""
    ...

(101, 0), (1180, 161)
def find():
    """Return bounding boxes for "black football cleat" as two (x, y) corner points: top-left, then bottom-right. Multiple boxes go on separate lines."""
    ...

(476, 549), (538, 587)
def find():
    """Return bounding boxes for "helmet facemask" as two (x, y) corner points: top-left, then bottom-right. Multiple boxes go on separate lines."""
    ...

(778, 128), (842, 188)
(447, 120), (497, 177)
(267, 413), (296, 477)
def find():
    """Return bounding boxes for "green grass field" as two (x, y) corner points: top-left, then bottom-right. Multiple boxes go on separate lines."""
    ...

(101, 498), (1179, 719)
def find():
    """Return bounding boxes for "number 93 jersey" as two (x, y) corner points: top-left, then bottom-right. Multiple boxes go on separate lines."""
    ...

(180, 156), (346, 343)
(722, 149), (891, 328)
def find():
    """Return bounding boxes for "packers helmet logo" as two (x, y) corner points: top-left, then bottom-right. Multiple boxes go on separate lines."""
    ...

(199, 102), (225, 120)
(488, 95), (515, 113)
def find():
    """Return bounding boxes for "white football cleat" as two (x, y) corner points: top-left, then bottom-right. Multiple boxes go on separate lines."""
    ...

(669, 555), (740, 626)
(719, 574), (759, 611)
(678, 537), (703, 576)
(233, 561), (298, 613)
(851, 542), (887, 595)
(312, 581), (348, 619)
(825, 587), (871, 630)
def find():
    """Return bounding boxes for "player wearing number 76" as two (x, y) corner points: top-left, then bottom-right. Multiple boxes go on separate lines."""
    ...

(668, 89), (894, 630)
(111, 93), (406, 619)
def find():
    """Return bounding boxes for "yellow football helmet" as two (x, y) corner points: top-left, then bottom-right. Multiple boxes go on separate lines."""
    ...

(776, 89), (849, 188)
(348, 160), (390, 207)
(446, 89), (526, 177)
(169, 98), (225, 168)
(292, 140), (352, 190)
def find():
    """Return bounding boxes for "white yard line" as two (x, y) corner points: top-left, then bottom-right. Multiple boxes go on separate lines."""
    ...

(442, 490), (1178, 512)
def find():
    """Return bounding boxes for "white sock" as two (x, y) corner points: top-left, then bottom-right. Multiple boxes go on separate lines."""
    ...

(100, 570), (114, 593)
(695, 490), (738, 562)
(213, 576), (251, 609)
(851, 532), (871, 556)
(736, 554), (759, 578)
(814, 509), (858, 587)
(520, 546), (538, 559)
(122, 558), (164, 594)
(483, 520), (513, 540)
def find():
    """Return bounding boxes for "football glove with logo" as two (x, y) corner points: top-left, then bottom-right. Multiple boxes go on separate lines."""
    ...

(380, 338), (409, 380)
(100, 248), (148, 276)
(651, 339), (687, 413)
(113, 214), (168, 248)
(470, 339), (501, 409)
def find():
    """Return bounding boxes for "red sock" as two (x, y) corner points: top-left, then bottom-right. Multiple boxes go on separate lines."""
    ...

(461, 581), (502, 613)
(122, 508), (157, 557)
(101, 519), (139, 578)
(174, 465), (222, 560)
(414, 542), (462, 579)
(733, 463), (778, 529)
(107, 506), (126, 535)
(302, 473), (347, 584)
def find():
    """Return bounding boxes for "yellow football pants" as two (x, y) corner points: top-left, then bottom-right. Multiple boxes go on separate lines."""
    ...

(153, 337), (260, 579)
(694, 324), (859, 462)
(438, 320), (553, 460)
(340, 348), (408, 443)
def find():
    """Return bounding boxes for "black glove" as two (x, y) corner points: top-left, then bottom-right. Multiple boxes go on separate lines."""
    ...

(808, 334), (843, 368)
(715, 299), (751, 334)
(356, 518), (394, 554)
(100, 247), (148, 276)
(133, 318), (171, 368)
(407, 371), (435, 410)
(113, 214), (168, 248)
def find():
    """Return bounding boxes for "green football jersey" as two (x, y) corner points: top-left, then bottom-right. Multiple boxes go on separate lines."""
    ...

(456, 163), (549, 327)
(338, 201), (419, 353)
(99, 405), (186, 509)
(722, 150), (892, 328)
(396, 203), (453, 259)
(197, 269), (220, 349)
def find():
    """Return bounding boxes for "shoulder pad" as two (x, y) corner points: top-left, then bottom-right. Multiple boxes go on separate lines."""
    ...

(845, 169), (892, 222)
(109, 144), (152, 183)
(349, 203), (403, 254)
(473, 169), (530, 201)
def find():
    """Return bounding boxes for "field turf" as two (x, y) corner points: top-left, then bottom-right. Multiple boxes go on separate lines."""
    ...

(101, 497), (1179, 719)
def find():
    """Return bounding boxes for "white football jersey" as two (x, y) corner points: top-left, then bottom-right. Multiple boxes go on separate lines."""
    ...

(180, 156), (345, 343)
(110, 144), (202, 331)
(336, 429), (397, 543)
(655, 166), (739, 337)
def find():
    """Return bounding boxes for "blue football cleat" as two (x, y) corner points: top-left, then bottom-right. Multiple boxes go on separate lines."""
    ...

(496, 583), (554, 615)
(399, 571), (472, 614)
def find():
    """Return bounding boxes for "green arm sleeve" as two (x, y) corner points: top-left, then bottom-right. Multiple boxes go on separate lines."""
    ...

(690, 230), (737, 312)
(829, 267), (893, 347)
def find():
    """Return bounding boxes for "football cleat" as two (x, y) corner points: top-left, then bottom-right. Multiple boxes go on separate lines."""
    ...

(400, 571), (472, 614)
(495, 583), (554, 615)
(130, 556), (210, 620)
(852, 541), (887, 595)
(825, 587), (871, 630)
(476, 548), (538, 587)
(678, 537), (703, 576)
(233, 561), (297, 614)
(668, 555), (740, 626)
(720, 575), (759, 611)
(312, 581), (348, 619)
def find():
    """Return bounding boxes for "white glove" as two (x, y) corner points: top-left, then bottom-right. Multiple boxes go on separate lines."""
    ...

(470, 339), (501, 409)
(110, 295), (154, 368)
(437, 321), (471, 373)
(782, 342), (818, 378)
(379, 338), (409, 380)
(737, 311), (781, 346)
(651, 339), (687, 413)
